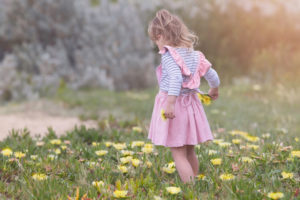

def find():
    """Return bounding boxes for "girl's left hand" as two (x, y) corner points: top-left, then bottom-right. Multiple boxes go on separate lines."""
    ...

(208, 87), (219, 100)
(164, 103), (175, 119)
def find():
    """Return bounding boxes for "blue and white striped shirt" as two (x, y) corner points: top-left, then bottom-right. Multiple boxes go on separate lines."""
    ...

(160, 47), (220, 96)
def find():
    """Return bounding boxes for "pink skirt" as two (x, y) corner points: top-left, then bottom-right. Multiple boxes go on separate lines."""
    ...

(147, 90), (214, 147)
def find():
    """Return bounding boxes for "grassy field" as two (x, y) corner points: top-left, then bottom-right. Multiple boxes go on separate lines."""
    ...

(0, 81), (299, 199)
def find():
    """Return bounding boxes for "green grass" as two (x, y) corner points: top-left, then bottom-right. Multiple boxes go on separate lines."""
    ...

(0, 82), (299, 199)
(53, 81), (300, 137)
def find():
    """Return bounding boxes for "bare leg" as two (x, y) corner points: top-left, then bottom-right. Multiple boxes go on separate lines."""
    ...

(170, 145), (195, 184)
(186, 145), (199, 177)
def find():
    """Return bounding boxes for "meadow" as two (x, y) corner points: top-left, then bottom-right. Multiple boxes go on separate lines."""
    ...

(0, 81), (299, 199)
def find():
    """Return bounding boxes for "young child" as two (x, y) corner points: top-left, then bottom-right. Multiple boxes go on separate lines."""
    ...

(147, 9), (220, 184)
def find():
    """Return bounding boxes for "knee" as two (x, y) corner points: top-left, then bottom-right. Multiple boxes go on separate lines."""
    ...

(186, 146), (195, 154)
(170, 147), (187, 158)
(187, 150), (197, 159)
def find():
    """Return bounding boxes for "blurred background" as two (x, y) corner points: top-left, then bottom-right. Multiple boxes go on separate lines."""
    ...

(0, 0), (299, 138)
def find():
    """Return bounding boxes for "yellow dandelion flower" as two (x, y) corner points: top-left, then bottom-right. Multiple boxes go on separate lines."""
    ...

(120, 156), (132, 164)
(144, 143), (153, 149)
(241, 156), (254, 163)
(132, 126), (143, 133)
(121, 150), (134, 156)
(213, 139), (224, 145)
(166, 186), (181, 194)
(219, 173), (235, 181)
(162, 166), (176, 174)
(61, 145), (67, 150)
(105, 141), (113, 147)
(113, 143), (127, 150)
(247, 144), (259, 150)
(32, 173), (48, 181)
(197, 93), (211, 105)
(146, 161), (152, 168)
(196, 174), (206, 180)
(55, 148), (61, 155)
(117, 165), (128, 173)
(229, 130), (260, 143)
(92, 142), (100, 146)
(141, 146), (153, 154)
(113, 190), (128, 198)
(92, 180), (105, 188)
(232, 139), (241, 144)
(295, 137), (299, 142)
(95, 150), (108, 156)
(14, 151), (26, 159)
(229, 130), (249, 137)
(245, 135), (260, 142)
(218, 142), (231, 147)
(286, 156), (294, 161)
(161, 109), (167, 121)
(167, 161), (175, 168)
(1, 148), (13, 156)
(131, 158), (141, 167)
(267, 192), (284, 199)
(210, 158), (222, 165)
(131, 141), (145, 148)
(50, 139), (61, 145)
(291, 150), (300, 158)
(30, 155), (38, 160)
(281, 171), (293, 179)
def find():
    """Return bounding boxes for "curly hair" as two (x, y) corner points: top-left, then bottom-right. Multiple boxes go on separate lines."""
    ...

(148, 9), (198, 49)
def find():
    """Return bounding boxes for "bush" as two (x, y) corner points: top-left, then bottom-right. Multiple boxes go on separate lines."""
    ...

(0, 0), (156, 101)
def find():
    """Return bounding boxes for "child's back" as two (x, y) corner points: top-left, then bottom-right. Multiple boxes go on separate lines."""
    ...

(159, 47), (219, 96)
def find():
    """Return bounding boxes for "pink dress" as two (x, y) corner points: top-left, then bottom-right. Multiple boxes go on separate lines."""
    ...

(147, 45), (214, 147)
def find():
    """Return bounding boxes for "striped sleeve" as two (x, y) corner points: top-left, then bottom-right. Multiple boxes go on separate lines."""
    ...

(203, 67), (220, 88)
(162, 52), (183, 96)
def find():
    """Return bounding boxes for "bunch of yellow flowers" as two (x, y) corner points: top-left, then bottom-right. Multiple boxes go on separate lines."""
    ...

(197, 93), (212, 106)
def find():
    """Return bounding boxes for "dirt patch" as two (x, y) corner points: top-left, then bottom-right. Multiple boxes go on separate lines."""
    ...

(0, 100), (98, 141)
(0, 112), (98, 141)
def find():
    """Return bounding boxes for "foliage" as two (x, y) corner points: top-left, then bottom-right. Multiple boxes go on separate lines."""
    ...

(0, 0), (156, 101)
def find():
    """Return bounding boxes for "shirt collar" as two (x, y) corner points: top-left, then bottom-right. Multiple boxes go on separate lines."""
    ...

(158, 46), (168, 54)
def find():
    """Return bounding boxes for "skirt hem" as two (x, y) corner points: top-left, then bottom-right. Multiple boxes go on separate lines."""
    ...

(147, 138), (214, 147)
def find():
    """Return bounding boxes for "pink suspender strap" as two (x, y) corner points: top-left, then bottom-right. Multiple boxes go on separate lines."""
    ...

(160, 45), (192, 76)
(182, 51), (212, 89)
(155, 64), (162, 85)
(157, 45), (212, 89)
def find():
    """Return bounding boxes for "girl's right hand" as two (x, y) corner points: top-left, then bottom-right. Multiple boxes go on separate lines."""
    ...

(164, 102), (176, 119)
(208, 87), (219, 100)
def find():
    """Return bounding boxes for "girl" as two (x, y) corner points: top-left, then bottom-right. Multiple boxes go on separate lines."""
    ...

(147, 9), (220, 184)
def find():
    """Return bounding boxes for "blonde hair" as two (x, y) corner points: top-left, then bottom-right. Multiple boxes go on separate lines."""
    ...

(148, 9), (198, 49)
